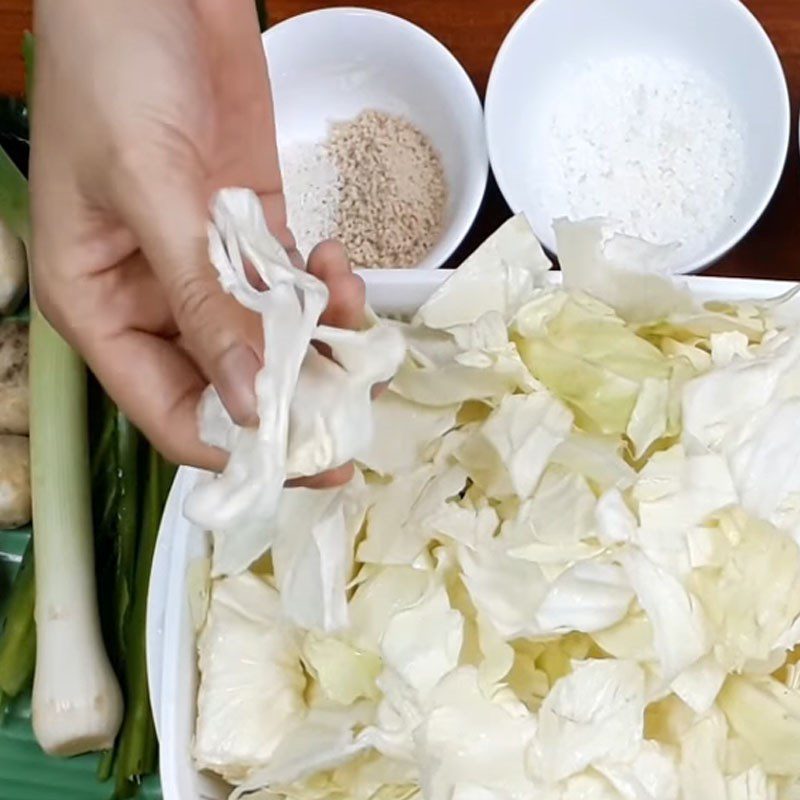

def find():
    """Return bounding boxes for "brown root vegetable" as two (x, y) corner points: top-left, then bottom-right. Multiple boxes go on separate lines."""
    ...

(0, 434), (30, 528)
(0, 320), (28, 434)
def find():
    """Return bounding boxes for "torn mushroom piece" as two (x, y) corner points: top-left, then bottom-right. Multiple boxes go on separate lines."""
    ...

(0, 321), (30, 528)
(184, 189), (406, 578)
(0, 319), (28, 435)
(0, 218), (27, 316)
(0, 433), (30, 528)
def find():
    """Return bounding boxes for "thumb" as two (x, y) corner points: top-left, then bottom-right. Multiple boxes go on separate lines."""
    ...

(109, 144), (262, 427)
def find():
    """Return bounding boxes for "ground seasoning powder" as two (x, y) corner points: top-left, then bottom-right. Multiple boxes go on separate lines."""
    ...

(281, 110), (447, 269)
(328, 110), (447, 269)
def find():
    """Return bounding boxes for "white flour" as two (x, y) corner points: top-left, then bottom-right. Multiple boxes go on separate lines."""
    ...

(280, 141), (341, 261)
(544, 56), (745, 261)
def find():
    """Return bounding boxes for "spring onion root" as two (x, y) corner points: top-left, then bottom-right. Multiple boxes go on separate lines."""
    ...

(30, 306), (123, 756)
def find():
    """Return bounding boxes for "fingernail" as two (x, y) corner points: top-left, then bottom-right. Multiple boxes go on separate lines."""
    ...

(216, 344), (261, 427)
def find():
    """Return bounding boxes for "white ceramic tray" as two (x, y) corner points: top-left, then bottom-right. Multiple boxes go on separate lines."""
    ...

(146, 270), (797, 800)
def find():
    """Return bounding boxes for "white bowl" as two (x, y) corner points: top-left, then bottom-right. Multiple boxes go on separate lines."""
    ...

(264, 8), (488, 270)
(485, 0), (790, 274)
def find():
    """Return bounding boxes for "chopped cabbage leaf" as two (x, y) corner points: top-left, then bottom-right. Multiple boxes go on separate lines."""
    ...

(632, 446), (738, 575)
(391, 319), (536, 408)
(595, 740), (679, 800)
(358, 464), (468, 565)
(592, 612), (655, 663)
(626, 377), (669, 459)
(518, 336), (641, 437)
(551, 432), (637, 492)
(678, 709), (728, 800)
(302, 633), (381, 705)
(194, 573), (306, 784)
(555, 218), (696, 324)
(710, 330), (752, 367)
(681, 331), (800, 454)
(380, 583), (464, 698)
(270, 478), (366, 633)
(528, 659), (646, 783)
(690, 509), (800, 672)
(414, 668), (539, 800)
(229, 704), (374, 798)
(534, 562), (633, 635)
(360, 392), (459, 475)
(288, 324), (407, 477)
(348, 566), (430, 654)
(670, 654), (727, 714)
(726, 767), (777, 800)
(620, 549), (710, 681)
(727, 400), (800, 539)
(595, 488), (637, 546)
(458, 543), (548, 639)
(428, 501), (500, 550)
(456, 392), (573, 499)
(500, 466), (596, 547)
(718, 674), (800, 776)
(414, 215), (551, 330)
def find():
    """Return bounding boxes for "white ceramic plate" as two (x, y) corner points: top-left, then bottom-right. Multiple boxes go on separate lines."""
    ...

(147, 271), (797, 800)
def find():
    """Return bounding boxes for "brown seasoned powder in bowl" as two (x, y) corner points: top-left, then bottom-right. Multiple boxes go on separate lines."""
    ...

(328, 110), (447, 269)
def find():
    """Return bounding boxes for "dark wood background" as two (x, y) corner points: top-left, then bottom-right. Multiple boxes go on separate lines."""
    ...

(2, 0), (799, 278)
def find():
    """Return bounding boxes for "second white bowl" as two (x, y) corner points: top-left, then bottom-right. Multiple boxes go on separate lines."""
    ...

(485, 0), (791, 274)
(264, 7), (489, 270)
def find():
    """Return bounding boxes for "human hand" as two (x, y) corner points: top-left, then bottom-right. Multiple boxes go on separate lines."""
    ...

(29, 0), (364, 480)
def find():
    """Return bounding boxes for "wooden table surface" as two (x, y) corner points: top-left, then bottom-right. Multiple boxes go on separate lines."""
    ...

(1, 0), (799, 279)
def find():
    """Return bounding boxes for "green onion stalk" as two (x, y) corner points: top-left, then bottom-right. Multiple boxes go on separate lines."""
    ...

(0, 543), (36, 715)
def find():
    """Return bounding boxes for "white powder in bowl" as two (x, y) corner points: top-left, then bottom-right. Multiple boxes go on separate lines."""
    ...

(279, 112), (447, 269)
(544, 55), (745, 261)
(280, 141), (342, 261)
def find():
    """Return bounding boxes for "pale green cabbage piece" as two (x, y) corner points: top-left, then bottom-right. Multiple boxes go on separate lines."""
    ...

(517, 336), (641, 438)
(194, 573), (306, 784)
(528, 659), (646, 783)
(391, 315), (536, 408)
(626, 377), (669, 460)
(619, 548), (710, 682)
(414, 214), (551, 330)
(555, 218), (696, 325)
(360, 392), (459, 476)
(718, 675), (800, 776)
(270, 477), (367, 633)
(414, 668), (539, 800)
(357, 464), (468, 566)
(301, 633), (381, 706)
(690, 509), (800, 673)
(678, 709), (729, 800)
(501, 466), (596, 546)
(456, 392), (573, 499)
